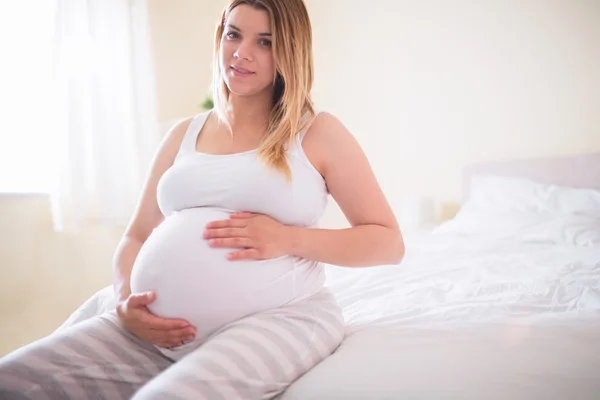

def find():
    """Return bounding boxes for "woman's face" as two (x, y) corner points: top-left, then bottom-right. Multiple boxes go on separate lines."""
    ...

(220, 5), (276, 98)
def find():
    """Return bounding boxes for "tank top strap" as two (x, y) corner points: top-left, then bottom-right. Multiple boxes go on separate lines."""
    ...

(297, 109), (324, 144)
(176, 110), (211, 158)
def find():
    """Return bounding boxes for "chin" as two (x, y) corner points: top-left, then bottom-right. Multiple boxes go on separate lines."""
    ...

(226, 81), (270, 99)
(227, 85), (258, 97)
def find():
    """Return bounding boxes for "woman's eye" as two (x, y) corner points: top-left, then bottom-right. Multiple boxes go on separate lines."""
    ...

(259, 39), (272, 47)
(225, 31), (239, 39)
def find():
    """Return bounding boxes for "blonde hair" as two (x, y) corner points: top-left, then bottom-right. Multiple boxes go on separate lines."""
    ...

(211, 0), (315, 182)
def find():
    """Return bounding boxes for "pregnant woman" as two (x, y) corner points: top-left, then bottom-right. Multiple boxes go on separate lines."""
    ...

(0, 0), (404, 398)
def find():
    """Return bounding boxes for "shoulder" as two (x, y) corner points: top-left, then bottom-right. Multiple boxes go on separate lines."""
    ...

(300, 111), (362, 176)
(303, 111), (355, 148)
(170, 110), (212, 138)
(160, 110), (210, 145)
(153, 113), (199, 158)
(305, 110), (346, 133)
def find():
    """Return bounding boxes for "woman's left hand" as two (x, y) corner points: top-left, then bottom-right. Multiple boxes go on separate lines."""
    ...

(203, 212), (293, 261)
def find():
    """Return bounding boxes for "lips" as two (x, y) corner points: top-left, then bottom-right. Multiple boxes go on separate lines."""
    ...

(231, 65), (254, 74)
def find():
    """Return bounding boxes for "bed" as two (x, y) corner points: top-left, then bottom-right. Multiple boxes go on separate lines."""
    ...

(59, 153), (600, 399)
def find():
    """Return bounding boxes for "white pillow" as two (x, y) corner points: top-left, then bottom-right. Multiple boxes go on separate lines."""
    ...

(436, 175), (600, 247)
(463, 175), (600, 217)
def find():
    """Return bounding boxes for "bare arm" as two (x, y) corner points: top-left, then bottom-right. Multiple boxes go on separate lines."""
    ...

(112, 117), (193, 301)
(288, 113), (405, 267)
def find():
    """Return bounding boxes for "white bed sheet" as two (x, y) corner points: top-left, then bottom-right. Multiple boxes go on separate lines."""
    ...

(280, 232), (600, 399)
(326, 233), (600, 331)
(59, 232), (600, 399)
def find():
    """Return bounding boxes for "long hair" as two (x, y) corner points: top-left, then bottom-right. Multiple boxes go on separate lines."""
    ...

(211, 0), (315, 182)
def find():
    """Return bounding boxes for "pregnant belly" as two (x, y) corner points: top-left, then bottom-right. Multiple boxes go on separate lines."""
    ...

(130, 207), (298, 336)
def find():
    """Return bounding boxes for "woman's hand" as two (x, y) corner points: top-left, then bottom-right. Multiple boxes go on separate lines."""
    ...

(204, 212), (293, 261)
(116, 292), (196, 349)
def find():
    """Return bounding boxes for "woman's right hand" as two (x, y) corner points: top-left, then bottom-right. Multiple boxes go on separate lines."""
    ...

(116, 292), (196, 349)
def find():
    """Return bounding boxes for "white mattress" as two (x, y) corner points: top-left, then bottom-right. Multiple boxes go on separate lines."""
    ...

(281, 233), (600, 399)
(60, 232), (600, 399)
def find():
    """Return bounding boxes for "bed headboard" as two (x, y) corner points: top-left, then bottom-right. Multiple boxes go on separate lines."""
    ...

(462, 153), (600, 201)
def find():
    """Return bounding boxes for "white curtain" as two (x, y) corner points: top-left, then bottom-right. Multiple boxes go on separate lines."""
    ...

(50, 0), (161, 232)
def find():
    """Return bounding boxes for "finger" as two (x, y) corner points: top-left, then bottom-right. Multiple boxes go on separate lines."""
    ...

(157, 340), (188, 349)
(209, 237), (253, 249)
(205, 218), (247, 229)
(140, 311), (193, 330)
(227, 248), (261, 260)
(229, 212), (255, 219)
(204, 227), (247, 239)
(128, 292), (155, 307)
(151, 336), (195, 349)
(165, 327), (197, 343)
(153, 339), (183, 349)
(151, 327), (196, 343)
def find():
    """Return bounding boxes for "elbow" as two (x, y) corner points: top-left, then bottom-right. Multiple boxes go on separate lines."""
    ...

(393, 243), (406, 265)
(389, 229), (406, 265)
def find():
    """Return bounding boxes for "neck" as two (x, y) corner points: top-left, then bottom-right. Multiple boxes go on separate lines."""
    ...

(225, 90), (272, 135)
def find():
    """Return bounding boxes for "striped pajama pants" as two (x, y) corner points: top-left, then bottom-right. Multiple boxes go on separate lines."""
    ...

(0, 288), (345, 400)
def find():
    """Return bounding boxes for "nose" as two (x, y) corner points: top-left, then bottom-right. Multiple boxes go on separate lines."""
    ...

(233, 40), (252, 61)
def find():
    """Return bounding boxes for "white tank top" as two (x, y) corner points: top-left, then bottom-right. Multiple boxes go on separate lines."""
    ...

(158, 110), (329, 229)
(129, 109), (329, 359)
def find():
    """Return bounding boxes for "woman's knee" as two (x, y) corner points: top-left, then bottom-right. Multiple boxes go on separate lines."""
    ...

(131, 372), (284, 400)
(0, 315), (158, 400)
(0, 346), (47, 399)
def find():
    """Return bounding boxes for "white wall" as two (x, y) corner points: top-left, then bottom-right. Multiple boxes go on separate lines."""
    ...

(306, 0), (600, 227)
(0, 196), (122, 356)
(148, 0), (226, 123)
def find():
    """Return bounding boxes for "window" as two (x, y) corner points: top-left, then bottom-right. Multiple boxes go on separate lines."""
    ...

(0, 1), (58, 193)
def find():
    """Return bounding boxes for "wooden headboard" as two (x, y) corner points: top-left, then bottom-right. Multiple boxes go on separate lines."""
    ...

(462, 153), (600, 201)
